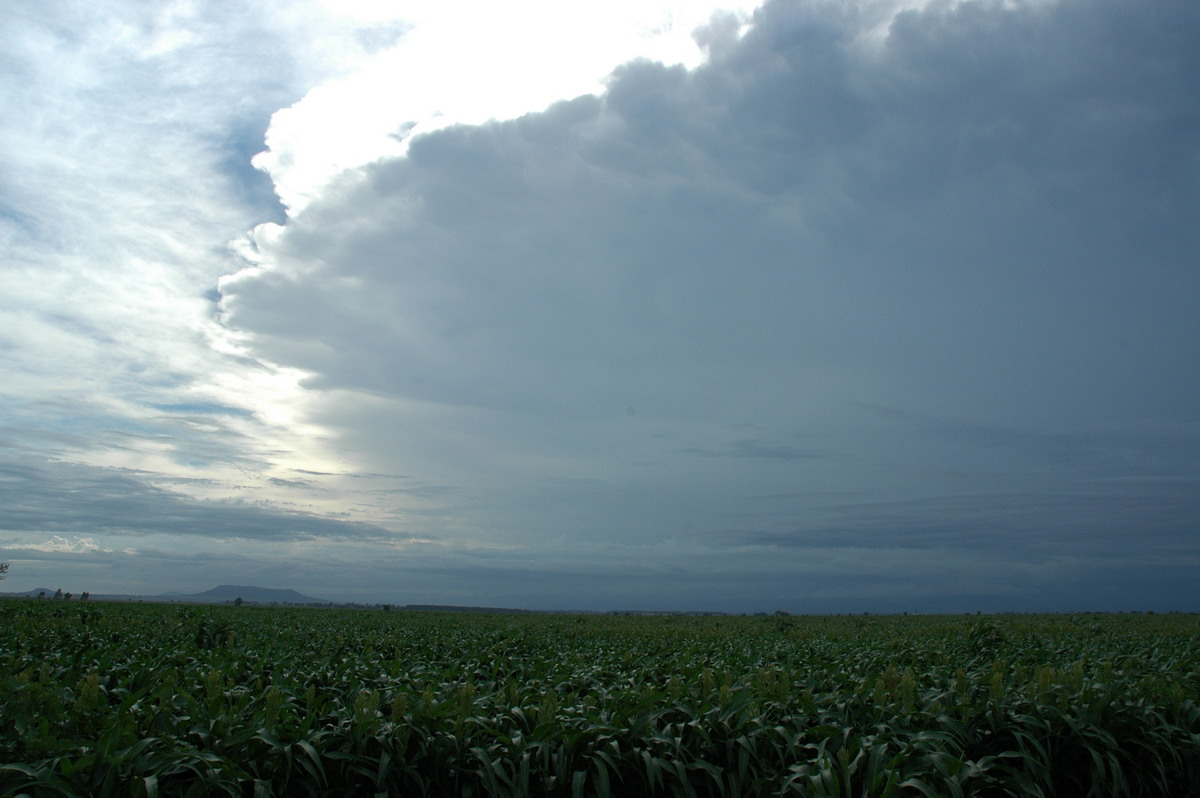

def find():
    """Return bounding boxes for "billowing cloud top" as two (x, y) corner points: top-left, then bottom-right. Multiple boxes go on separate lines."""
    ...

(3, 0), (1199, 612)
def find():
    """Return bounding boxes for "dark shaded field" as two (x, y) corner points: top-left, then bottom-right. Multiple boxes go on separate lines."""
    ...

(2, 601), (1197, 796)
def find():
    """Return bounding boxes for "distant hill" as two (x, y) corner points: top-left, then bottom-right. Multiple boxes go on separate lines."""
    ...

(1, 584), (329, 604)
(6, 587), (59, 598)
(171, 585), (329, 604)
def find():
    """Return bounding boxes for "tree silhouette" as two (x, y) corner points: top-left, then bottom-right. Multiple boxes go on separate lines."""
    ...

(0, 562), (8, 580)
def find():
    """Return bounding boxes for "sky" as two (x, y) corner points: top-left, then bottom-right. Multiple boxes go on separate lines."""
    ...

(2, 0), (1197, 614)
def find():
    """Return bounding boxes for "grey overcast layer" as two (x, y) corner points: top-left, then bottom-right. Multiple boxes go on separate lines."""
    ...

(2, 0), (1197, 613)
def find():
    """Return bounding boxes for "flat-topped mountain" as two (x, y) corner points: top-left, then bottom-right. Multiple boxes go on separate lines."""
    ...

(175, 585), (328, 604)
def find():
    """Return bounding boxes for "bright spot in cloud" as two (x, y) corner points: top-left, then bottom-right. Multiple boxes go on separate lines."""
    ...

(11, 537), (110, 555)
(256, 0), (763, 214)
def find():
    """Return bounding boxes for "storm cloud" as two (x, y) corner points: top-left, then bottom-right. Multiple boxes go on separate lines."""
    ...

(4, 0), (1198, 611)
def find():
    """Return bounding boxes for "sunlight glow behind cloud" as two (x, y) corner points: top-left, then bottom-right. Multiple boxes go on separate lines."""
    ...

(256, 0), (763, 214)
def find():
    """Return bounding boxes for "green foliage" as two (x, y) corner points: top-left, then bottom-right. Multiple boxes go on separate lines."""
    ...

(1, 602), (1197, 796)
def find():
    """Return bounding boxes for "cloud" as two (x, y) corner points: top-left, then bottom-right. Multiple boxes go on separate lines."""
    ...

(227, 0), (1200, 427)
(1, 2), (320, 472)
(251, 0), (764, 214)
(209, 0), (1200, 611)
(4, 0), (1198, 611)
(719, 484), (1200, 554)
(1, 0), (425, 541)
(6, 536), (110, 555)
(0, 456), (400, 543)
(684, 439), (827, 461)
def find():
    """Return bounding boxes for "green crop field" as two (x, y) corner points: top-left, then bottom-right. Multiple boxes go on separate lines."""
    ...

(1, 601), (1197, 796)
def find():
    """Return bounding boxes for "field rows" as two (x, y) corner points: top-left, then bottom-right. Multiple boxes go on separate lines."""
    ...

(2, 602), (1198, 796)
